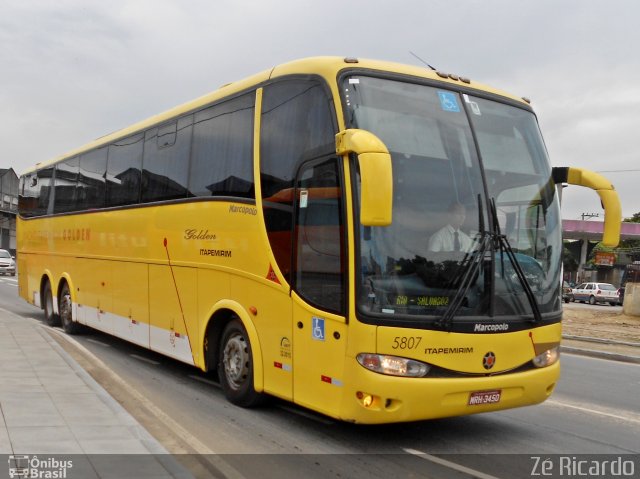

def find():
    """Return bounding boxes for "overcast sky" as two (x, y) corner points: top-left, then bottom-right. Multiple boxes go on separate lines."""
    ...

(1, 0), (638, 221)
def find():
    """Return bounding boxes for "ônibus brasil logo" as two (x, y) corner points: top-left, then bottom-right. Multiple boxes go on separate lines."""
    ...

(8, 455), (73, 478)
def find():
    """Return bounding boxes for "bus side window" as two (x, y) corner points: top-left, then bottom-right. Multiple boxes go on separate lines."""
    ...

(78, 147), (108, 210)
(189, 93), (255, 198)
(142, 116), (192, 203)
(54, 156), (79, 213)
(34, 166), (55, 216)
(107, 133), (143, 207)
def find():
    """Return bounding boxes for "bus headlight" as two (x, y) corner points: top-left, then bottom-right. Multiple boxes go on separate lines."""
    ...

(356, 353), (430, 377)
(532, 347), (559, 368)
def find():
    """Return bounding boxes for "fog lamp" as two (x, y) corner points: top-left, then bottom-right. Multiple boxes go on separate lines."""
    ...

(356, 391), (375, 407)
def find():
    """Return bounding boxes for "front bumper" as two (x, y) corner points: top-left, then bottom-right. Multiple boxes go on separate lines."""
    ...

(0, 264), (15, 274)
(334, 360), (560, 424)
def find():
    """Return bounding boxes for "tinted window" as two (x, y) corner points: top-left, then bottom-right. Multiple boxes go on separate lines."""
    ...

(189, 93), (254, 198)
(142, 116), (192, 202)
(260, 80), (336, 280)
(78, 147), (107, 210)
(261, 80), (336, 198)
(54, 156), (79, 213)
(107, 133), (143, 207)
(19, 170), (53, 217)
(295, 158), (345, 313)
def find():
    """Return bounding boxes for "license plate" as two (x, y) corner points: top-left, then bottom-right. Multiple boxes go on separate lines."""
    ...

(468, 390), (501, 405)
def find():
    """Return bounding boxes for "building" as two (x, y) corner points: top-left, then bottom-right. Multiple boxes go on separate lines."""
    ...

(562, 219), (640, 286)
(0, 168), (19, 254)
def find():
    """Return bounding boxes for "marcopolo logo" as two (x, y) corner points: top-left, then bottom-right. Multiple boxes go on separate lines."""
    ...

(474, 323), (509, 332)
(8, 455), (73, 478)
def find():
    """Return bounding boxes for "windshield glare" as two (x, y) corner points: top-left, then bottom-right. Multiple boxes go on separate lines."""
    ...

(343, 75), (562, 322)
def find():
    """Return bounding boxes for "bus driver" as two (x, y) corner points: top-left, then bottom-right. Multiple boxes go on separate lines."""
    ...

(428, 202), (473, 252)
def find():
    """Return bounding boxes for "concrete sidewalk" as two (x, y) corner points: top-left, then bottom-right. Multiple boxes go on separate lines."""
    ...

(0, 308), (191, 478)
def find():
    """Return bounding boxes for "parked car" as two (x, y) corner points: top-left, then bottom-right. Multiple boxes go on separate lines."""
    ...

(562, 281), (574, 303)
(0, 249), (15, 276)
(571, 282), (619, 306)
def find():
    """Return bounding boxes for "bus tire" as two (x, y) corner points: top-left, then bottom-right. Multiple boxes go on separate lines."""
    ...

(43, 281), (60, 327)
(218, 318), (265, 408)
(59, 283), (82, 335)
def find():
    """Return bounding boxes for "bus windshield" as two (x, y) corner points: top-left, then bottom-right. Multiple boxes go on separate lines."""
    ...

(343, 75), (562, 324)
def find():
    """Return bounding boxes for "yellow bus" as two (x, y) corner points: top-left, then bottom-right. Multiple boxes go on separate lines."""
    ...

(17, 57), (621, 424)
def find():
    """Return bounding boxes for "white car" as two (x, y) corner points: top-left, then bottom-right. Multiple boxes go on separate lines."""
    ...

(571, 282), (619, 306)
(0, 249), (16, 276)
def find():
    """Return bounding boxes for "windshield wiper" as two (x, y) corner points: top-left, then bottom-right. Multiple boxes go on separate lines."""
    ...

(437, 194), (488, 331)
(489, 198), (543, 324)
(437, 196), (543, 330)
(436, 234), (490, 330)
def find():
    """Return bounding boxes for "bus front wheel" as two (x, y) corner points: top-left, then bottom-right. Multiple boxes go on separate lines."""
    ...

(218, 319), (264, 407)
(43, 281), (60, 327)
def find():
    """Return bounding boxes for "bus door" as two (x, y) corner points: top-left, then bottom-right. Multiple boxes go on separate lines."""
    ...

(291, 158), (348, 413)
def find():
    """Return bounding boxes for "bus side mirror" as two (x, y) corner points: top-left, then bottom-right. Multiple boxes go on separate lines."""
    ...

(552, 166), (622, 247)
(336, 129), (392, 226)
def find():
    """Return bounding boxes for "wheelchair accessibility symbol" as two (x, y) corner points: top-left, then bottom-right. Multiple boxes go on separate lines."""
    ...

(438, 91), (460, 112)
(312, 317), (325, 341)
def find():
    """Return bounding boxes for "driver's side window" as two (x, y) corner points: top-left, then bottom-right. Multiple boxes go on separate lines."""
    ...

(294, 158), (345, 314)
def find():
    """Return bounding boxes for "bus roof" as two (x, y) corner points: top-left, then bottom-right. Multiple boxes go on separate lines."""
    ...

(22, 56), (528, 175)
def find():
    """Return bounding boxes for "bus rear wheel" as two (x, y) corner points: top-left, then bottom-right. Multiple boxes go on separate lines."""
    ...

(217, 319), (264, 407)
(43, 281), (60, 327)
(59, 283), (82, 335)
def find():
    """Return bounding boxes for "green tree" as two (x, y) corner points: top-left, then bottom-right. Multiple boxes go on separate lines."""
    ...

(621, 212), (640, 262)
(624, 212), (640, 223)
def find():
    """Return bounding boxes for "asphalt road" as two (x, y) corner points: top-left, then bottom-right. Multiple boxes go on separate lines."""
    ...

(2, 276), (638, 479)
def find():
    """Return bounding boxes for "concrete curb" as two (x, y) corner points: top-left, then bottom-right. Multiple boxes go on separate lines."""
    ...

(560, 345), (640, 364)
(562, 334), (640, 348)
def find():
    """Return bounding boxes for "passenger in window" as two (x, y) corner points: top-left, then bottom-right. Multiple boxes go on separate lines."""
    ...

(428, 202), (473, 252)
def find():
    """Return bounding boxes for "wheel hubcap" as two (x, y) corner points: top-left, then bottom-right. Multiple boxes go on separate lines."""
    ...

(223, 333), (249, 390)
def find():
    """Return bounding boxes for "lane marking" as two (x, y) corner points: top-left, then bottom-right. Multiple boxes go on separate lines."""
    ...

(545, 398), (640, 425)
(130, 353), (161, 365)
(403, 448), (502, 479)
